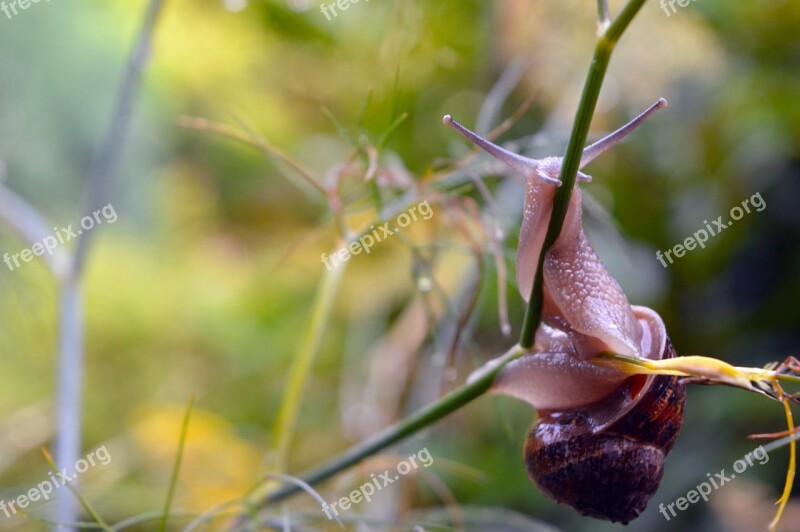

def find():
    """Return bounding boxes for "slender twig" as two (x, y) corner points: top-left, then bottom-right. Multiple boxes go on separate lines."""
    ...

(763, 429), (800, 454)
(768, 399), (795, 531)
(469, 173), (512, 336)
(596, 0), (611, 31)
(158, 396), (194, 532)
(54, 275), (84, 529)
(55, 1), (167, 528)
(110, 509), (198, 530)
(183, 498), (243, 531)
(475, 56), (530, 136)
(270, 262), (346, 475)
(377, 112), (409, 152)
(73, 0), (166, 274)
(519, 0), (647, 349)
(238, 345), (525, 522)
(263, 473), (343, 528)
(41, 448), (113, 531)
(444, 202), (486, 369)
(0, 185), (69, 278)
(177, 116), (326, 198)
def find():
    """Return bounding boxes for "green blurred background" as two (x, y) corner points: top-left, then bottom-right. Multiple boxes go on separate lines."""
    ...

(0, 0), (798, 530)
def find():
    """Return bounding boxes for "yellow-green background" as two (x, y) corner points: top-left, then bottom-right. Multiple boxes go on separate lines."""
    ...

(1, 1), (799, 530)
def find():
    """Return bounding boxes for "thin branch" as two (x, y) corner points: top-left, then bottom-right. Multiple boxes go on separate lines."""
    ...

(73, 0), (167, 274)
(763, 429), (800, 454)
(270, 261), (346, 475)
(55, 1), (168, 529)
(519, 0), (648, 348)
(178, 116), (326, 199)
(475, 55), (530, 136)
(235, 345), (526, 522)
(41, 448), (113, 531)
(596, 0), (611, 31)
(469, 173), (512, 336)
(158, 395), (194, 532)
(263, 473), (343, 528)
(0, 185), (69, 278)
(54, 275), (84, 529)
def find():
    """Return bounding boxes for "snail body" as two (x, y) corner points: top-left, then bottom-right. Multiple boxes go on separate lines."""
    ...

(444, 99), (684, 522)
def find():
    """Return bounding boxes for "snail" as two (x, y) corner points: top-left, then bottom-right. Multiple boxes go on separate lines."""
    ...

(444, 99), (686, 523)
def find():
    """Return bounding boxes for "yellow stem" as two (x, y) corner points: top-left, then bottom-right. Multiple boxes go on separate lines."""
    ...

(769, 399), (796, 532)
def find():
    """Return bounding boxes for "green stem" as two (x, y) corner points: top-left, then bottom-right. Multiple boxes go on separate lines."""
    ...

(596, 0), (610, 27)
(158, 395), (194, 532)
(248, 345), (524, 510)
(271, 259), (346, 474)
(519, 0), (648, 349)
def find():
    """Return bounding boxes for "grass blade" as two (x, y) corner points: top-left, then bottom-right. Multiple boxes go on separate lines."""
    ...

(271, 262), (346, 474)
(158, 395), (195, 532)
(40, 448), (113, 531)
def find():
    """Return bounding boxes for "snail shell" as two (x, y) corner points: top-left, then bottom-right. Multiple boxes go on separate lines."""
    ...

(524, 336), (685, 523)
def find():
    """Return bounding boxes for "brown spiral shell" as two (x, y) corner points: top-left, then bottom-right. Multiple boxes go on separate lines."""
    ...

(523, 339), (686, 524)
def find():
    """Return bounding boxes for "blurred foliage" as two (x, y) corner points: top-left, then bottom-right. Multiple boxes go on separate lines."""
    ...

(0, 0), (798, 531)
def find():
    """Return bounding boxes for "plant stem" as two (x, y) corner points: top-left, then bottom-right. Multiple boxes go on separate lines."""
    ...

(250, 345), (525, 509)
(158, 395), (194, 532)
(518, 0), (648, 349)
(54, 275), (84, 529)
(272, 259), (346, 474)
(73, 0), (167, 274)
(596, 0), (610, 28)
(55, 1), (166, 528)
